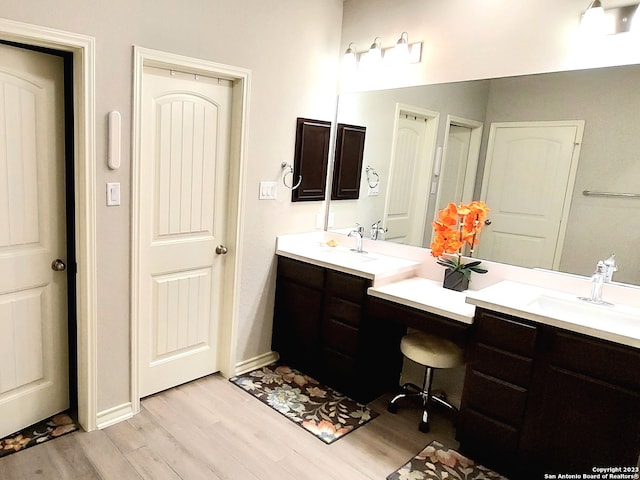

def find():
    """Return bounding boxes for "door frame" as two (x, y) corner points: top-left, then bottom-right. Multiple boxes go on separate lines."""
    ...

(481, 120), (584, 270)
(130, 47), (250, 414)
(0, 18), (98, 431)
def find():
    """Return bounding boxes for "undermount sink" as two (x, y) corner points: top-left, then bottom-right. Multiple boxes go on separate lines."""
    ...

(528, 294), (640, 330)
(316, 246), (377, 264)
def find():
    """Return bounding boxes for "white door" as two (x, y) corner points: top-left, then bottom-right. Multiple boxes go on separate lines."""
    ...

(438, 125), (473, 209)
(477, 121), (583, 269)
(0, 44), (69, 438)
(139, 66), (232, 397)
(384, 112), (437, 245)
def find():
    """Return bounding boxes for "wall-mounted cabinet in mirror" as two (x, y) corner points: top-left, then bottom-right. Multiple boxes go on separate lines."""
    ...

(292, 117), (331, 202)
(331, 123), (366, 200)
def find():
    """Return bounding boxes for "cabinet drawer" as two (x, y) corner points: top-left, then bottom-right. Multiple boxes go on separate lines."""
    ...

(278, 256), (324, 289)
(458, 407), (519, 456)
(476, 311), (537, 356)
(320, 346), (356, 380)
(322, 318), (359, 356)
(549, 331), (640, 390)
(464, 370), (528, 427)
(326, 296), (362, 327)
(473, 343), (534, 387)
(326, 270), (368, 302)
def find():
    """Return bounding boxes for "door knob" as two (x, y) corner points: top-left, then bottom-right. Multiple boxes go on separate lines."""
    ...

(484, 219), (492, 226)
(215, 245), (228, 255)
(51, 259), (67, 271)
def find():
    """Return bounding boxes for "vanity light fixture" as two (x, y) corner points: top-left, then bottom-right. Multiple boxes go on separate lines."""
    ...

(580, 0), (640, 35)
(394, 32), (410, 63)
(342, 42), (357, 71)
(342, 33), (423, 71)
(366, 37), (383, 67)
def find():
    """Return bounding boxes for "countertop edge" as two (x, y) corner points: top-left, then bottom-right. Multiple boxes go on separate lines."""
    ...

(367, 287), (474, 324)
(467, 297), (640, 349)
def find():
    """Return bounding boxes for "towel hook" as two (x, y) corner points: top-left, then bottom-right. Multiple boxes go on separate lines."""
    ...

(365, 165), (379, 188)
(281, 162), (302, 190)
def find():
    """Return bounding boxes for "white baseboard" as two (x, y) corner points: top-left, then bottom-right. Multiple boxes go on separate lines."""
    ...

(96, 402), (134, 429)
(233, 351), (279, 376)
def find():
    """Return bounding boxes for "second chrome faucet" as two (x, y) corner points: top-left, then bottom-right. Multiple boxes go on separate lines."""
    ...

(348, 224), (366, 253)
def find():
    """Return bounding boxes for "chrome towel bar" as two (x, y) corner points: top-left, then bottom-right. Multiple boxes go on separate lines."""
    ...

(582, 190), (640, 198)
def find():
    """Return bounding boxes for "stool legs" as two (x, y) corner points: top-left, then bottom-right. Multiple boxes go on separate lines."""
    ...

(387, 365), (458, 433)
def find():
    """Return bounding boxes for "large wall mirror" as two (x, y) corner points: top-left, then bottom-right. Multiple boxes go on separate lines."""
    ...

(328, 64), (640, 286)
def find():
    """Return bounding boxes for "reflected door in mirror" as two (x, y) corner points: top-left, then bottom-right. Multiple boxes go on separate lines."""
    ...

(476, 121), (583, 269)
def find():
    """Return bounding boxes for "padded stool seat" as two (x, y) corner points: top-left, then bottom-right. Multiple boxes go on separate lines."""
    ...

(401, 332), (463, 369)
(388, 331), (464, 433)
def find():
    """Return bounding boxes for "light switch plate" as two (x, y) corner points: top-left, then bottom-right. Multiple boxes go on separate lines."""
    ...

(259, 181), (277, 200)
(107, 182), (120, 206)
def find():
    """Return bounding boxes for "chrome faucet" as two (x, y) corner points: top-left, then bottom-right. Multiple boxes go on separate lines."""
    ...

(603, 254), (617, 283)
(370, 220), (388, 241)
(348, 224), (366, 253)
(579, 260), (613, 306)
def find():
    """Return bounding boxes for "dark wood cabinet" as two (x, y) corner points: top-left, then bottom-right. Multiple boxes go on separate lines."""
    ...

(291, 118), (331, 202)
(272, 256), (403, 402)
(458, 308), (640, 478)
(521, 328), (640, 475)
(331, 123), (366, 200)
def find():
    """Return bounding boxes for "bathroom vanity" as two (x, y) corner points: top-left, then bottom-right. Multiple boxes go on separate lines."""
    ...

(272, 233), (640, 477)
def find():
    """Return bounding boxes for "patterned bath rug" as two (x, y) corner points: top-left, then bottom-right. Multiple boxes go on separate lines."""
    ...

(0, 412), (78, 458)
(229, 364), (377, 444)
(387, 440), (508, 480)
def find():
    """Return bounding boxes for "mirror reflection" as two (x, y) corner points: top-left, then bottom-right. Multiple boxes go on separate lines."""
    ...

(329, 64), (640, 286)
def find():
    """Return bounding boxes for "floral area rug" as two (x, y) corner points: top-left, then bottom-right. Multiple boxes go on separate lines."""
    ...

(229, 364), (377, 444)
(387, 441), (508, 480)
(0, 412), (78, 458)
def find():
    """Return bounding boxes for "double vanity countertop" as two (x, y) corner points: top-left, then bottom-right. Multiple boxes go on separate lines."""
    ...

(275, 233), (640, 349)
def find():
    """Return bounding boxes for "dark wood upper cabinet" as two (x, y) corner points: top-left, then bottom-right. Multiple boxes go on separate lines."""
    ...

(291, 118), (331, 202)
(331, 123), (366, 200)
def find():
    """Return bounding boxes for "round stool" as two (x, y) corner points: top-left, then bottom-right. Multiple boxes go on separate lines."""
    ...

(387, 331), (464, 433)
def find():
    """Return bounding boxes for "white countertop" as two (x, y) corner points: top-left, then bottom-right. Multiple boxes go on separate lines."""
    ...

(465, 281), (640, 349)
(368, 277), (476, 324)
(276, 235), (420, 286)
(275, 233), (640, 348)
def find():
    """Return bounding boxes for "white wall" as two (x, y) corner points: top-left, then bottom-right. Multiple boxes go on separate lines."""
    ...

(0, 0), (343, 413)
(340, 0), (640, 92)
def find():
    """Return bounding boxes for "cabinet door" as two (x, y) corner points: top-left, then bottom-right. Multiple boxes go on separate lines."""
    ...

(273, 278), (323, 375)
(534, 364), (640, 472)
(526, 329), (640, 472)
(331, 123), (366, 200)
(291, 118), (331, 202)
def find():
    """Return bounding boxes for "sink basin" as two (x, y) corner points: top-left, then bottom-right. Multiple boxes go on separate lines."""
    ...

(316, 246), (377, 264)
(528, 294), (640, 330)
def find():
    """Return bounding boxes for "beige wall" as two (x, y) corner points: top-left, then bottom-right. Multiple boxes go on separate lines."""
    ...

(0, 0), (343, 412)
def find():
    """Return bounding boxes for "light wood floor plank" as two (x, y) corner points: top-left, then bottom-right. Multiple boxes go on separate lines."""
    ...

(45, 432), (102, 480)
(0, 372), (457, 479)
